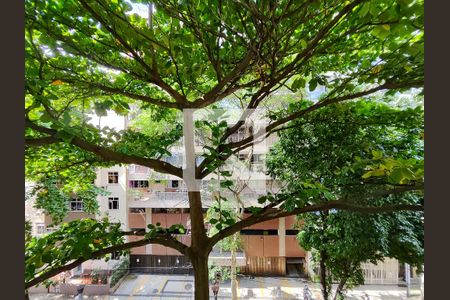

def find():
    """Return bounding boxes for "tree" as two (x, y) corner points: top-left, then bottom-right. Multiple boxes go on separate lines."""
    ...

(298, 209), (423, 300)
(25, 1), (424, 299)
(266, 101), (424, 299)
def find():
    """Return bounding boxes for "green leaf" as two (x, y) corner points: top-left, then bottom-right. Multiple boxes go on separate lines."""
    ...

(292, 78), (306, 91)
(359, 3), (370, 17)
(257, 196), (267, 204)
(372, 150), (383, 159)
(220, 180), (233, 188)
(309, 79), (318, 91)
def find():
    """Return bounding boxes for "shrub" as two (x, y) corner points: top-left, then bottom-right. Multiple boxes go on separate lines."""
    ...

(208, 262), (238, 281)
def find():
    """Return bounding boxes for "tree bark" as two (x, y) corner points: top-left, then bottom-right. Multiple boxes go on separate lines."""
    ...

(320, 210), (330, 300)
(231, 233), (238, 300)
(187, 190), (211, 300)
(319, 250), (329, 300)
(190, 252), (211, 300)
(333, 279), (347, 300)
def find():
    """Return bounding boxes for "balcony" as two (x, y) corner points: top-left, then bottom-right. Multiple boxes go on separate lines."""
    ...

(128, 190), (213, 208)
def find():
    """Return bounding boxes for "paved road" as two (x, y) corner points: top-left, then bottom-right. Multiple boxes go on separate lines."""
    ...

(30, 274), (422, 300)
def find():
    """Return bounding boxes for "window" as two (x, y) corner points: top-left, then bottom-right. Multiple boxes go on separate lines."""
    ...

(252, 154), (264, 163)
(170, 180), (179, 188)
(130, 208), (145, 213)
(108, 172), (119, 184)
(129, 180), (149, 188)
(36, 223), (46, 235)
(109, 197), (119, 210)
(69, 198), (83, 212)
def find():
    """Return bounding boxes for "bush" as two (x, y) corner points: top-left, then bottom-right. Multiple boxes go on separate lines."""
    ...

(208, 262), (239, 281)
(110, 257), (130, 287)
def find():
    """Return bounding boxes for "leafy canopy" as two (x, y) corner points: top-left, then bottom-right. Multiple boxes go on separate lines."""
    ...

(25, 0), (424, 292)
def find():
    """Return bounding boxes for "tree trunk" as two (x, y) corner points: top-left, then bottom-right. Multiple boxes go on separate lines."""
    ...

(320, 250), (329, 300)
(187, 190), (211, 300)
(191, 252), (211, 300)
(183, 109), (212, 300)
(333, 279), (347, 300)
(231, 233), (238, 300)
(319, 210), (330, 300)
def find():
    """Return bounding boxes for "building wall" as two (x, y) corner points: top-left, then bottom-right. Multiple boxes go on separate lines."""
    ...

(95, 166), (128, 231)
(128, 212), (146, 229)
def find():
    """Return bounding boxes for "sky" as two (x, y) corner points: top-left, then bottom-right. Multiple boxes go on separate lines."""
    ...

(88, 111), (126, 130)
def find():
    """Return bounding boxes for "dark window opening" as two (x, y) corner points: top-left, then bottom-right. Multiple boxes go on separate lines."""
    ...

(130, 208), (145, 213)
(286, 230), (299, 235)
(108, 172), (119, 184)
(108, 197), (119, 210)
(69, 198), (83, 212)
(129, 180), (149, 188)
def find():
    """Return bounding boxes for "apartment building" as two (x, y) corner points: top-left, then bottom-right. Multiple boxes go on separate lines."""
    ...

(120, 112), (308, 276)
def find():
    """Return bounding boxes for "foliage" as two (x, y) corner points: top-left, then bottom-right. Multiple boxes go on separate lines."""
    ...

(24, 0), (424, 296)
(25, 220), (33, 243)
(25, 218), (125, 284)
(145, 222), (186, 237)
(208, 262), (233, 282)
(207, 201), (242, 251)
(267, 100), (423, 299)
(266, 101), (423, 210)
(299, 208), (423, 299)
(90, 268), (101, 284)
(28, 175), (109, 224)
(110, 257), (130, 287)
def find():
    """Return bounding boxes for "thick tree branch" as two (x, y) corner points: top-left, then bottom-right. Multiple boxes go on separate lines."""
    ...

(209, 199), (423, 246)
(25, 136), (59, 147)
(25, 233), (188, 289)
(25, 120), (183, 178)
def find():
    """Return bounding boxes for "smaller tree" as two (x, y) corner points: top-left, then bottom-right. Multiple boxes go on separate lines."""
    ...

(206, 200), (243, 282)
(267, 100), (424, 300)
(298, 208), (423, 300)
